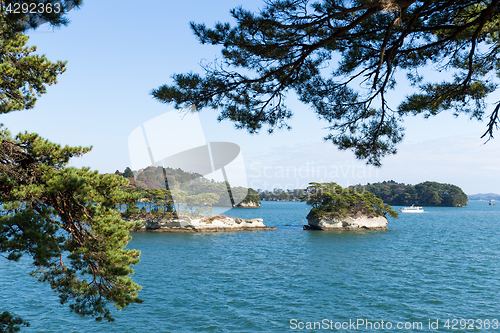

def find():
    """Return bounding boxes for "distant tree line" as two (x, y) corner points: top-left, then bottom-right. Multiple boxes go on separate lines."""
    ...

(360, 181), (468, 207)
(115, 167), (467, 208)
(256, 181), (468, 207)
(115, 166), (201, 190)
(468, 193), (500, 201)
(259, 188), (304, 201)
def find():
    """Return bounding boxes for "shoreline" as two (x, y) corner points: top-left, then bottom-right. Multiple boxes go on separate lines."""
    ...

(132, 226), (277, 233)
(303, 225), (388, 231)
(127, 215), (276, 233)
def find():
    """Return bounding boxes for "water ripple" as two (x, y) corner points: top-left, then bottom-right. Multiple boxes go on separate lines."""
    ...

(1, 201), (500, 332)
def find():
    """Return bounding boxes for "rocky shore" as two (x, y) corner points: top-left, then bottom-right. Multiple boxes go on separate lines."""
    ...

(304, 215), (388, 230)
(128, 215), (275, 232)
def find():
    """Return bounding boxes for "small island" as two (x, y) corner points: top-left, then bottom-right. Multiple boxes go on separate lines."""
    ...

(301, 182), (398, 231)
(232, 189), (261, 208)
(115, 167), (272, 232)
(128, 214), (275, 232)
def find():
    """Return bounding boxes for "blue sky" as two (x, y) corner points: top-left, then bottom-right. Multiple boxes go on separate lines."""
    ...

(3, 0), (500, 195)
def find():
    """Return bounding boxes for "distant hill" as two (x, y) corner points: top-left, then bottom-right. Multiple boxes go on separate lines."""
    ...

(468, 193), (500, 201)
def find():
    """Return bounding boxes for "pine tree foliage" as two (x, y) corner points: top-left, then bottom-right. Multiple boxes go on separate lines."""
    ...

(123, 166), (134, 178)
(0, 5), (142, 327)
(1, 0), (82, 33)
(0, 128), (143, 322)
(153, 0), (500, 165)
(301, 182), (399, 219)
(0, 20), (66, 113)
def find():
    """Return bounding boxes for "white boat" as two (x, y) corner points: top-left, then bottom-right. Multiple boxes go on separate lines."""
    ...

(400, 205), (424, 213)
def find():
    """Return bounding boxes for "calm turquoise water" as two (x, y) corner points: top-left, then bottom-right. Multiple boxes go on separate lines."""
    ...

(2, 201), (500, 332)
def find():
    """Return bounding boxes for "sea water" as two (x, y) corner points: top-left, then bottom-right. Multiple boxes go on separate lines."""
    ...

(1, 201), (500, 332)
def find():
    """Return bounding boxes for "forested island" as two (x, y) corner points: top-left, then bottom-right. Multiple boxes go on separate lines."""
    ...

(116, 167), (468, 209)
(301, 182), (398, 230)
(361, 181), (468, 207)
(115, 166), (261, 218)
(112, 167), (271, 232)
(257, 181), (468, 207)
